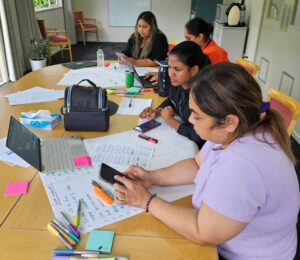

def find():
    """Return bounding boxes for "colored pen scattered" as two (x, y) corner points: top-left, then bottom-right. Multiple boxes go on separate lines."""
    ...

(128, 98), (132, 108)
(138, 133), (158, 144)
(49, 221), (77, 246)
(53, 219), (80, 243)
(60, 212), (81, 238)
(53, 249), (127, 260)
(54, 249), (102, 255)
(115, 93), (142, 97)
(91, 180), (113, 206)
(52, 256), (105, 260)
(47, 223), (73, 249)
(74, 199), (81, 227)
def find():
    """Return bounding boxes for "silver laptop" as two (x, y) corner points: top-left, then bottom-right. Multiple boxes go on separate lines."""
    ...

(6, 117), (88, 173)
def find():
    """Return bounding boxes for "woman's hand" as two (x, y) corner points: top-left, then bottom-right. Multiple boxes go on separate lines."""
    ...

(113, 175), (152, 209)
(139, 107), (157, 119)
(118, 53), (128, 65)
(161, 106), (174, 122)
(144, 72), (158, 84)
(123, 165), (153, 188)
(127, 57), (137, 65)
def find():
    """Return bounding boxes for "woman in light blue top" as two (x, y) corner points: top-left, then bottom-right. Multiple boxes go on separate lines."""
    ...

(113, 63), (300, 260)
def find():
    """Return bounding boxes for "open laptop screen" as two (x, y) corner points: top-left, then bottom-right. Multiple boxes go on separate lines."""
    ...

(6, 117), (41, 171)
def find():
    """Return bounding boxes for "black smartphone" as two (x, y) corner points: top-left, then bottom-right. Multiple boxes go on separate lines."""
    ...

(99, 163), (126, 185)
(134, 119), (161, 133)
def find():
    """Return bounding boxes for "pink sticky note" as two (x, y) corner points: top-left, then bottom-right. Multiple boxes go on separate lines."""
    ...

(73, 156), (92, 167)
(4, 181), (29, 197)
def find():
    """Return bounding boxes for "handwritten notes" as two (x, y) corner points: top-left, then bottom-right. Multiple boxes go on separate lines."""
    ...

(91, 143), (154, 169)
(40, 168), (143, 233)
(40, 130), (198, 233)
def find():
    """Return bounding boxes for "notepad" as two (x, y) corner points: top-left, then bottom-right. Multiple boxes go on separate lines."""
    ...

(85, 230), (115, 253)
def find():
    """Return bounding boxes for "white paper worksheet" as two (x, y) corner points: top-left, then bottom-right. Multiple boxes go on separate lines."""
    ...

(116, 98), (152, 115)
(4, 87), (64, 105)
(40, 130), (198, 233)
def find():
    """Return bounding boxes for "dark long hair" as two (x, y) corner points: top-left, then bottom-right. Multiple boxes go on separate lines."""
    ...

(169, 41), (210, 69)
(185, 17), (214, 42)
(132, 11), (160, 58)
(189, 63), (295, 163)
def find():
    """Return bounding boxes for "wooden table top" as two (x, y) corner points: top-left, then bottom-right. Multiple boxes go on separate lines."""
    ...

(0, 64), (216, 259)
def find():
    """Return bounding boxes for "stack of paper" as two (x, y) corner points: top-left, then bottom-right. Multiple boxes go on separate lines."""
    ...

(0, 138), (29, 167)
(4, 87), (64, 106)
(57, 65), (158, 87)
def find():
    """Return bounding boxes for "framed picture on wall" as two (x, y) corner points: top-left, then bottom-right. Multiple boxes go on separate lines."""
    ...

(108, 0), (151, 27)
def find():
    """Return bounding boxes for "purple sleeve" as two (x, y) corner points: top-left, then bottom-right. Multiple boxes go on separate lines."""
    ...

(202, 151), (267, 222)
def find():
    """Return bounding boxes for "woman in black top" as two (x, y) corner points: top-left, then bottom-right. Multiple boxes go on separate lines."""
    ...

(122, 11), (168, 67)
(140, 41), (210, 148)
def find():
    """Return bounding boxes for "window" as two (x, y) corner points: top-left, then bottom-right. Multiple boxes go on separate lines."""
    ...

(33, 0), (62, 12)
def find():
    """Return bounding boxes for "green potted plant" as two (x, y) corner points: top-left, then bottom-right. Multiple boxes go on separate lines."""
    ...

(30, 39), (48, 71)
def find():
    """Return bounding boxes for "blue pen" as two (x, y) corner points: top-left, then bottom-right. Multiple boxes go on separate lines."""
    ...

(54, 249), (101, 255)
(52, 256), (88, 260)
(60, 212), (81, 238)
(128, 98), (132, 108)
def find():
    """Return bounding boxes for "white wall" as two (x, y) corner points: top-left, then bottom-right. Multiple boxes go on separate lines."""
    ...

(244, 0), (265, 61)
(72, 0), (191, 42)
(35, 7), (65, 30)
(255, 0), (300, 141)
(35, 7), (66, 55)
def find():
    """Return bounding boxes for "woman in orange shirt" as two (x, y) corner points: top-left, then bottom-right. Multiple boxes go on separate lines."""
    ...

(184, 17), (229, 64)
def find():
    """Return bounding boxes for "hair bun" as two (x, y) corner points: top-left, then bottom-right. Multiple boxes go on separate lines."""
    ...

(207, 23), (214, 35)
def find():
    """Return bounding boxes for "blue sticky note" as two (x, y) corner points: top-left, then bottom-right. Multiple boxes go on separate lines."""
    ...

(85, 230), (115, 253)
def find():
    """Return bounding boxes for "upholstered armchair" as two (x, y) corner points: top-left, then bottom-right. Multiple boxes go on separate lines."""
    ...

(268, 88), (300, 135)
(73, 10), (99, 46)
(37, 19), (72, 64)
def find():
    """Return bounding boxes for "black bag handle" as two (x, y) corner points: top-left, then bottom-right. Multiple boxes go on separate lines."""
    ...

(74, 79), (97, 88)
(63, 79), (106, 113)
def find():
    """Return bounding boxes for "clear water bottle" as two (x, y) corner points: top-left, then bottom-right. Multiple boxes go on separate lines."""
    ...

(97, 49), (104, 68)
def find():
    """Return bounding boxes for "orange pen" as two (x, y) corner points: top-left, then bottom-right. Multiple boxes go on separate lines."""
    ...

(92, 180), (113, 206)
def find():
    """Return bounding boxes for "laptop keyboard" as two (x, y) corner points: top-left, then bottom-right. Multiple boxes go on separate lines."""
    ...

(41, 137), (86, 172)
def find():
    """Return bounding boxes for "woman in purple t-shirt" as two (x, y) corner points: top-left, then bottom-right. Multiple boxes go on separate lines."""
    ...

(113, 63), (300, 259)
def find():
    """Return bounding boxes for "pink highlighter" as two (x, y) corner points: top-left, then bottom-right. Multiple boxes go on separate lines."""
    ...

(138, 133), (158, 144)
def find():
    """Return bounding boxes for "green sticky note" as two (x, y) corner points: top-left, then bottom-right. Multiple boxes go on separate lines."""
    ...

(127, 87), (141, 94)
(85, 230), (115, 254)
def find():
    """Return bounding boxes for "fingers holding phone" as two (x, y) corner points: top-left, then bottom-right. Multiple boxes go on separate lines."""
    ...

(124, 165), (152, 188)
(117, 52), (127, 64)
(113, 174), (151, 209)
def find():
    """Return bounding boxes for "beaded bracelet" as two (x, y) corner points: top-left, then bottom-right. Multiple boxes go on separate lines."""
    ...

(145, 193), (157, 213)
